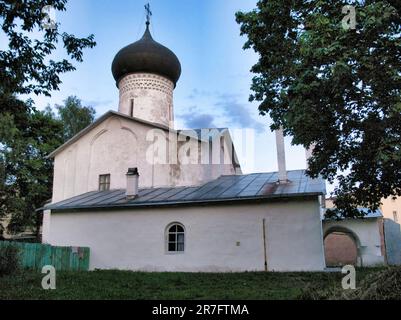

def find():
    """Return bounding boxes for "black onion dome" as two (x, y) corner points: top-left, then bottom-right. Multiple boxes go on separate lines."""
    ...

(112, 23), (181, 87)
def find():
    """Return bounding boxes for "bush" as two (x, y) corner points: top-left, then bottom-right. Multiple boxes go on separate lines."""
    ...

(347, 267), (401, 300)
(298, 267), (401, 300)
(0, 243), (21, 276)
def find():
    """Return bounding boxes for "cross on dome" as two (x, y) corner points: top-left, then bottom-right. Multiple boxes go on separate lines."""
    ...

(145, 3), (152, 26)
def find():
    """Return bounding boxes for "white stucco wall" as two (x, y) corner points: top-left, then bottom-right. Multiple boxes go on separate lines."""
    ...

(381, 196), (401, 223)
(323, 219), (385, 267)
(52, 114), (236, 203)
(46, 198), (326, 272)
(118, 73), (174, 127)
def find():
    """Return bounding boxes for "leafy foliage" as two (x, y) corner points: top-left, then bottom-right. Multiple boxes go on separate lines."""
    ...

(236, 1), (401, 215)
(0, 95), (64, 236)
(55, 96), (96, 141)
(0, 95), (95, 237)
(0, 1), (96, 236)
(0, 243), (21, 276)
(0, 0), (96, 96)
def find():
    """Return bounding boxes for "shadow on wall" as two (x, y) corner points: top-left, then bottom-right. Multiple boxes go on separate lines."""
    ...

(384, 219), (401, 265)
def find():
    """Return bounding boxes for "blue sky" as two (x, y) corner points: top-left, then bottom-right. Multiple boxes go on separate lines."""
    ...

(23, 0), (325, 186)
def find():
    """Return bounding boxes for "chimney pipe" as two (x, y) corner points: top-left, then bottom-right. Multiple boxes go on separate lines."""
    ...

(275, 128), (287, 183)
(126, 167), (139, 199)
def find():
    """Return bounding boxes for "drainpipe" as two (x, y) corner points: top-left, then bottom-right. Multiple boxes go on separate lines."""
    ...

(263, 218), (268, 271)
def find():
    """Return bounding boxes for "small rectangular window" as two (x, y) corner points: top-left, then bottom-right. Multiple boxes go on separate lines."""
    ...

(99, 174), (110, 191)
(130, 99), (134, 117)
(393, 211), (398, 223)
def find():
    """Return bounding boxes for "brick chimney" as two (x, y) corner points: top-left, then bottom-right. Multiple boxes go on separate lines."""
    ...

(126, 168), (139, 199)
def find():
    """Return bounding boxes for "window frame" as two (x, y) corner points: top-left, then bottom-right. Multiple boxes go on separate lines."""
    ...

(165, 222), (185, 254)
(98, 174), (111, 191)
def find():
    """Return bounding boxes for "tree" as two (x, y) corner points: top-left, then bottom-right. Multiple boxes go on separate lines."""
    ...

(236, 1), (401, 217)
(56, 96), (96, 141)
(0, 0), (96, 236)
(0, 98), (64, 237)
(0, 0), (96, 97)
(0, 94), (95, 238)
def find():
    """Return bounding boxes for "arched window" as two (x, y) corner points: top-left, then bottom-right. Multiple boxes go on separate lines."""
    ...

(166, 223), (185, 253)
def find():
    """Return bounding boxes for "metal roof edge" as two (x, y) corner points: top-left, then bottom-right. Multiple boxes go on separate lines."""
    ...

(48, 192), (323, 213)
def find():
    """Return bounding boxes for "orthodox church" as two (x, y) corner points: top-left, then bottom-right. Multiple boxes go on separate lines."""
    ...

(42, 19), (328, 272)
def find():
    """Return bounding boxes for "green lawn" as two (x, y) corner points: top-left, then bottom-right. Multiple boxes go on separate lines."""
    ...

(0, 268), (384, 300)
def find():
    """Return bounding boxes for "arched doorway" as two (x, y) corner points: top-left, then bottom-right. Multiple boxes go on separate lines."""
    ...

(324, 226), (362, 267)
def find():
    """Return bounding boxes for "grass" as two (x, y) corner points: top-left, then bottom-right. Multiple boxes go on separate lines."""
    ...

(0, 268), (385, 300)
(301, 266), (401, 300)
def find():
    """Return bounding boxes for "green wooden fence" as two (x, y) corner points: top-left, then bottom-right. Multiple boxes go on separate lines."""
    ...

(0, 241), (90, 271)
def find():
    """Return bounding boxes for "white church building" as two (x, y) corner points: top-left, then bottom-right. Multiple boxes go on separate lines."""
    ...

(42, 20), (328, 272)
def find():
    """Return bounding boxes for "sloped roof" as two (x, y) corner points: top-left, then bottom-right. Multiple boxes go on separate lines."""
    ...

(358, 208), (383, 218)
(48, 111), (237, 159)
(48, 111), (171, 158)
(45, 170), (326, 212)
(324, 207), (383, 220)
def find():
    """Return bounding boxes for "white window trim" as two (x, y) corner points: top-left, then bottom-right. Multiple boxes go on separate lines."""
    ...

(165, 222), (185, 255)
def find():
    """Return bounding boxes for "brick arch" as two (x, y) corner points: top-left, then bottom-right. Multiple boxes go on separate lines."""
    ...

(324, 226), (362, 267)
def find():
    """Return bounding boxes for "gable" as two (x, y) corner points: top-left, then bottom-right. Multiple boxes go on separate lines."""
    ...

(48, 111), (171, 158)
(48, 111), (241, 169)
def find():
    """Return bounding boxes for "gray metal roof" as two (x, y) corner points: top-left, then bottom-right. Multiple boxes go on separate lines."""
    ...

(324, 208), (383, 220)
(46, 170), (326, 212)
(358, 208), (383, 218)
